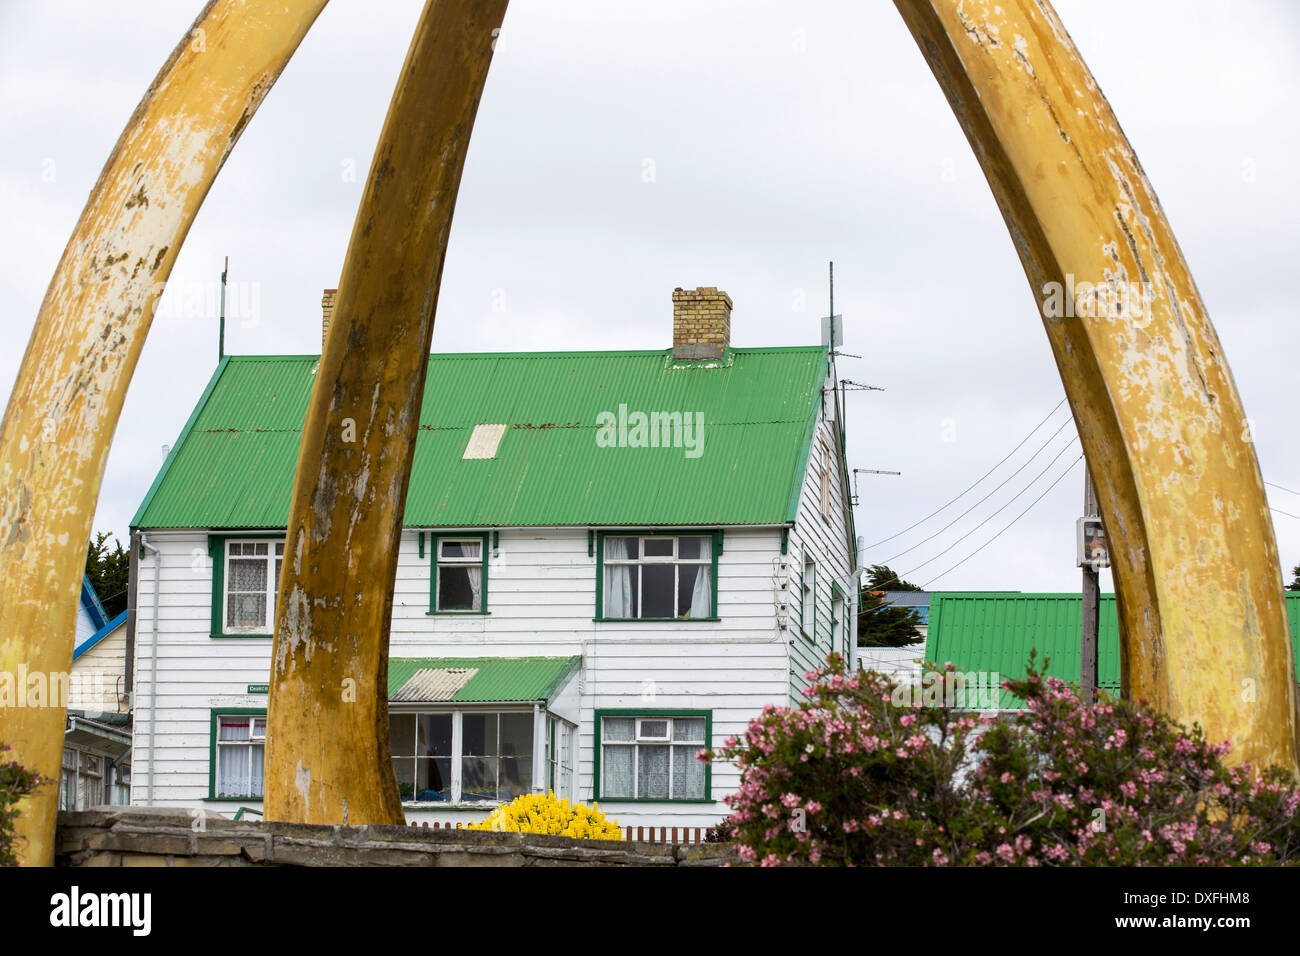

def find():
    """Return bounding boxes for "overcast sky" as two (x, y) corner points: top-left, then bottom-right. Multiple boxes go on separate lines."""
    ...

(2, 0), (1298, 593)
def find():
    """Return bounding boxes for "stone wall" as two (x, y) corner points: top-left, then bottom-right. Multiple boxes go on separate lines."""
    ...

(56, 807), (736, 867)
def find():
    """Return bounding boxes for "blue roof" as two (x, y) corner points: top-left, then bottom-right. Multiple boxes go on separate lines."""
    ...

(74, 610), (128, 661)
(80, 575), (108, 632)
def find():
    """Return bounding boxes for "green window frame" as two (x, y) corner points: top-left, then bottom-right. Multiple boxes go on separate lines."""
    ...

(206, 708), (266, 802)
(426, 532), (490, 615)
(831, 581), (847, 659)
(208, 532), (285, 638)
(800, 554), (817, 643)
(594, 530), (721, 622)
(592, 709), (712, 803)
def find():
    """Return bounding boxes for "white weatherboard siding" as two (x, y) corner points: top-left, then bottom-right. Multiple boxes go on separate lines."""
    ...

(69, 624), (129, 714)
(785, 400), (856, 707)
(131, 526), (793, 829)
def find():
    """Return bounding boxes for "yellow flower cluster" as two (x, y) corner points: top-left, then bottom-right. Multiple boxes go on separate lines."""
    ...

(465, 791), (623, 840)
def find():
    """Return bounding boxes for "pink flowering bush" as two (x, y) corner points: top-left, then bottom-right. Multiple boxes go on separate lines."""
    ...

(704, 654), (1300, 866)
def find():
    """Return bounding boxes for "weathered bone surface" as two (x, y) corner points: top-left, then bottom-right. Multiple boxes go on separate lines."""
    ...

(894, 0), (1297, 769)
(2, 0), (1293, 868)
(262, 0), (510, 825)
(0, 0), (328, 866)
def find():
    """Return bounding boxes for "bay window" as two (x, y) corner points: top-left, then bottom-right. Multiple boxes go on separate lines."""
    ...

(390, 709), (544, 804)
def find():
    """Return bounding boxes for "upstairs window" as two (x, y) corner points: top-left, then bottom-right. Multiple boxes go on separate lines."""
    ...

(431, 535), (488, 613)
(224, 540), (284, 632)
(601, 534), (714, 620)
(819, 437), (833, 522)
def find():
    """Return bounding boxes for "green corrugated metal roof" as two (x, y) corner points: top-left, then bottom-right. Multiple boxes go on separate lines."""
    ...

(925, 592), (1300, 709)
(387, 656), (580, 702)
(132, 348), (828, 529)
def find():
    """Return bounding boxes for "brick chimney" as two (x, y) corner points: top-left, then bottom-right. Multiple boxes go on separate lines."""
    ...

(672, 286), (732, 360)
(321, 288), (337, 348)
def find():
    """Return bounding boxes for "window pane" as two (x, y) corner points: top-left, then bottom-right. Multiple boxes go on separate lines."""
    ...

(643, 538), (673, 557)
(678, 536), (709, 560)
(604, 536), (638, 560)
(218, 717), (250, 741)
(62, 748), (76, 771)
(415, 758), (452, 800)
(672, 746), (706, 799)
(249, 743), (264, 797)
(275, 542), (285, 556)
(677, 564), (710, 617)
(252, 717), (266, 738)
(603, 745), (634, 798)
(389, 714), (416, 757)
(393, 758), (416, 802)
(252, 542), (268, 555)
(603, 717), (635, 742)
(461, 757), (499, 801)
(500, 713), (533, 762)
(673, 718), (706, 742)
(499, 750), (531, 801)
(641, 564), (674, 618)
(637, 745), (670, 799)
(440, 540), (481, 559)
(462, 713), (498, 756)
(603, 564), (637, 618)
(639, 719), (669, 740)
(227, 593), (266, 629)
(417, 714), (453, 758)
(438, 566), (475, 611)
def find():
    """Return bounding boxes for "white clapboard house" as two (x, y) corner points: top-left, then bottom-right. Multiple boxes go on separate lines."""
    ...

(125, 286), (857, 829)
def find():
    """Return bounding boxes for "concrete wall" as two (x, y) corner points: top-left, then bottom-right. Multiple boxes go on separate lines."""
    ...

(56, 807), (735, 867)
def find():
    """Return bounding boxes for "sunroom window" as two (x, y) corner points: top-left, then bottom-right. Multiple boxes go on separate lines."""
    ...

(389, 710), (535, 803)
(599, 715), (707, 800)
(602, 535), (712, 619)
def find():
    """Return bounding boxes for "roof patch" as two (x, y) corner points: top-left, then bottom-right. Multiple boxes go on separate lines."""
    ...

(463, 423), (507, 460)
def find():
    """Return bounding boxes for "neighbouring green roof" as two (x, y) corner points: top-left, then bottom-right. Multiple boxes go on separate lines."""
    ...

(387, 656), (580, 702)
(925, 592), (1300, 709)
(132, 348), (828, 529)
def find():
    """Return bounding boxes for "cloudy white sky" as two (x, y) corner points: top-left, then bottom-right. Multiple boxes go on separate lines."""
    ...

(2, 1), (1297, 593)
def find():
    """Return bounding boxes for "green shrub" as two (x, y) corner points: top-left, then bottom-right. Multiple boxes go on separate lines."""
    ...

(0, 744), (44, 867)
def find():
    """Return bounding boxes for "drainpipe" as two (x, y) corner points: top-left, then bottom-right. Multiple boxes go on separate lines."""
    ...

(139, 534), (160, 806)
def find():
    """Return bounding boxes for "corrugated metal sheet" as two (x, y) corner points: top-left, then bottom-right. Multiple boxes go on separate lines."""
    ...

(133, 347), (828, 529)
(926, 593), (1300, 709)
(390, 667), (477, 702)
(387, 656), (579, 702)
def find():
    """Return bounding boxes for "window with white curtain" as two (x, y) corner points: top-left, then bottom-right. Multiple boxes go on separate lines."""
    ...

(215, 715), (265, 798)
(599, 714), (708, 800)
(601, 534), (713, 620)
(434, 538), (485, 612)
(224, 539), (284, 631)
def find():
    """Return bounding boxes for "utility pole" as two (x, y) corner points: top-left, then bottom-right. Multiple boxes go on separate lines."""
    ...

(1080, 467), (1100, 706)
(218, 256), (228, 361)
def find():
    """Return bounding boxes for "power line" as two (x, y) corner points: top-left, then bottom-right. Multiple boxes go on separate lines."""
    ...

(919, 454), (1084, 589)
(1271, 507), (1300, 521)
(859, 445), (1082, 610)
(898, 436), (1080, 577)
(1266, 481), (1300, 499)
(862, 398), (1068, 550)
(877, 418), (1077, 565)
